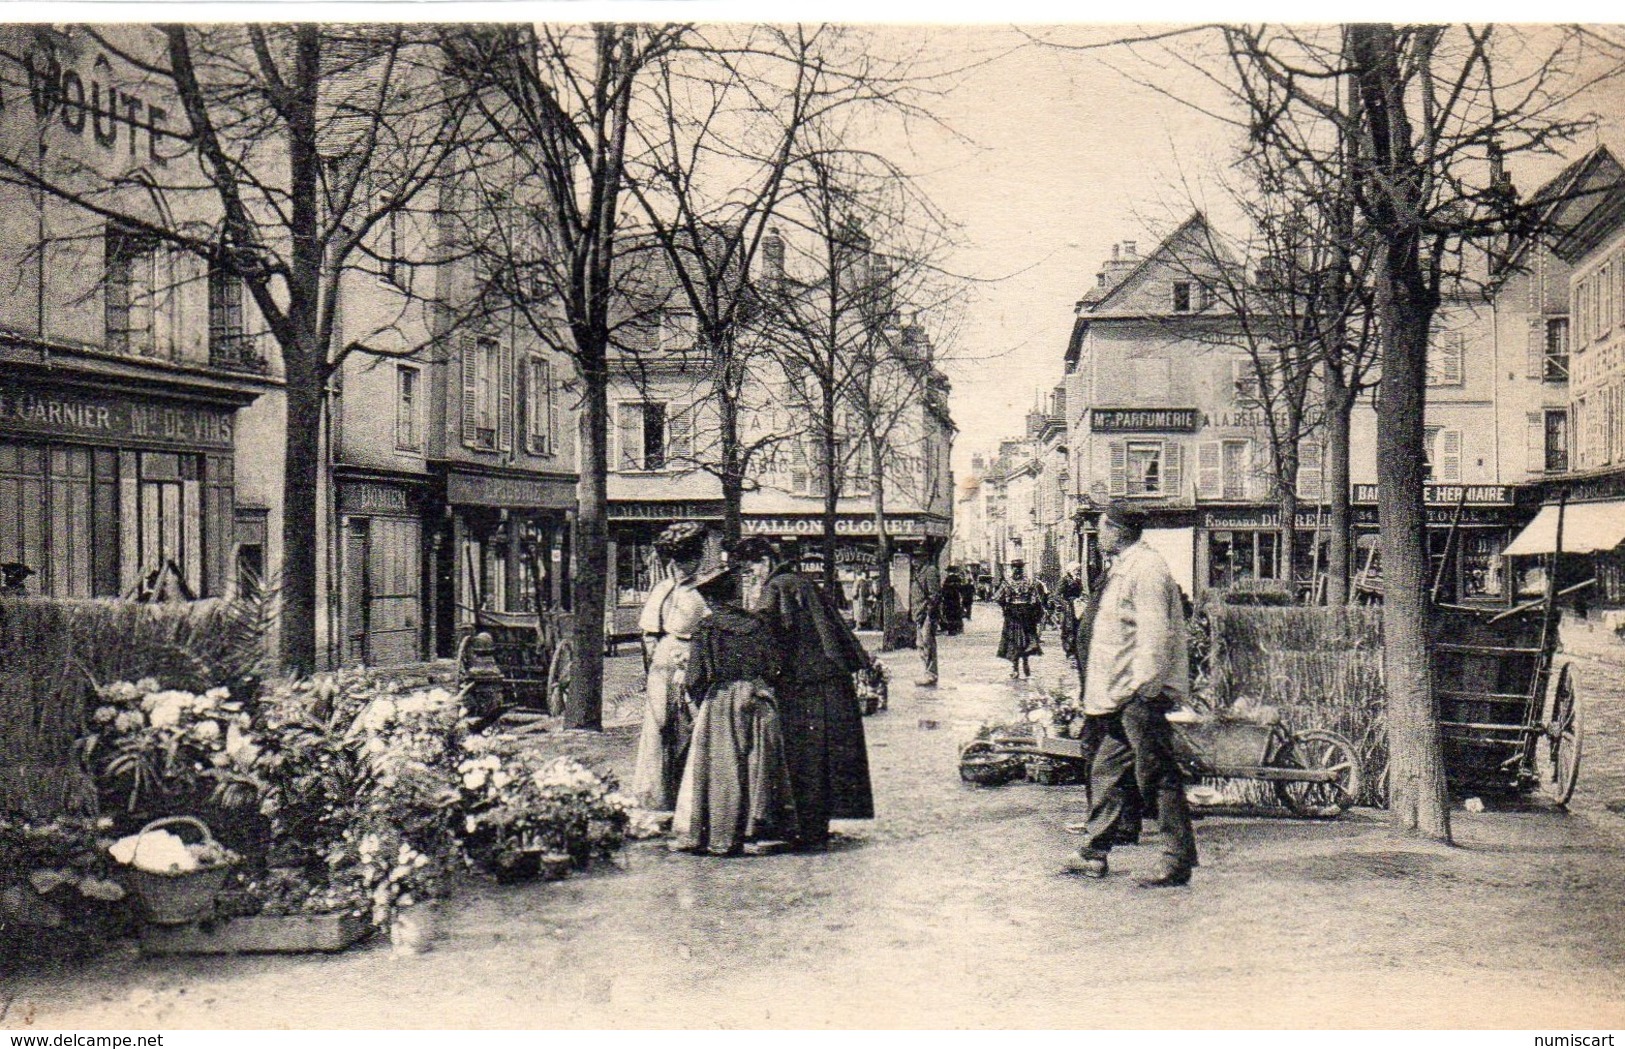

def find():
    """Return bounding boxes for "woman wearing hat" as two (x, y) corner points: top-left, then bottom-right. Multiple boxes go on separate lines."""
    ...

(993, 559), (1047, 679)
(731, 536), (874, 850)
(631, 522), (713, 811)
(671, 564), (797, 856)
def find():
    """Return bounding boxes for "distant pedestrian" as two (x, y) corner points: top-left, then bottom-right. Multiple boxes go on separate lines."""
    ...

(1, 562), (34, 597)
(853, 572), (877, 630)
(911, 550), (943, 685)
(993, 560), (1046, 679)
(1058, 563), (1084, 664)
(939, 567), (966, 637)
(956, 570), (976, 622)
(1066, 503), (1198, 888)
(632, 522), (712, 812)
(671, 565), (798, 857)
(734, 536), (875, 850)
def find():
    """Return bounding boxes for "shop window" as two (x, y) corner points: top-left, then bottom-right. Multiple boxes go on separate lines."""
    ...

(396, 365), (421, 451)
(1544, 409), (1569, 473)
(615, 534), (660, 607)
(526, 356), (556, 455)
(106, 224), (180, 359)
(1208, 529), (1282, 589)
(616, 401), (694, 472)
(136, 452), (200, 598)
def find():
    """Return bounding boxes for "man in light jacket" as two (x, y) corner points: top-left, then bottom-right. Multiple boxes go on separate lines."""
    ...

(1065, 503), (1198, 888)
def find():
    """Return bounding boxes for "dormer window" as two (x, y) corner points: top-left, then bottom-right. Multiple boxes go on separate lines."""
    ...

(1172, 282), (1193, 313)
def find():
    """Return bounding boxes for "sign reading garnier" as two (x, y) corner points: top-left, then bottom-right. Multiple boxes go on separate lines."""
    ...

(0, 382), (233, 449)
(1090, 407), (1200, 433)
(1351, 483), (1514, 505)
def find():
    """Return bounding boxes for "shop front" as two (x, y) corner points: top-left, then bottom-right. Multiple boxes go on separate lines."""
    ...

(606, 501), (725, 640)
(1350, 484), (1527, 605)
(742, 512), (951, 615)
(436, 468), (578, 655)
(335, 474), (428, 669)
(1506, 472), (1625, 606)
(0, 371), (253, 600)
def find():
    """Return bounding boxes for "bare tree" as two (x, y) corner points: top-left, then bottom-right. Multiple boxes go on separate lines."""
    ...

(0, 25), (472, 672)
(443, 23), (687, 730)
(1220, 23), (1607, 840)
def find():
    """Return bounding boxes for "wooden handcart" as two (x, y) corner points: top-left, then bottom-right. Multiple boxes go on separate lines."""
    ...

(960, 713), (1364, 818)
(1432, 493), (1584, 804)
(456, 606), (575, 717)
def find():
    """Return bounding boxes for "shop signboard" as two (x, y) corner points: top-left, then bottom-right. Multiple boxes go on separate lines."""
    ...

(1090, 407), (1200, 433)
(0, 379), (234, 450)
(1351, 483), (1514, 505)
(743, 515), (950, 539)
(448, 470), (576, 510)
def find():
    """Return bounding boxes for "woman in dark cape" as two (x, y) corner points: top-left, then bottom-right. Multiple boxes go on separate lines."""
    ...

(734, 537), (874, 849)
(671, 566), (798, 856)
(994, 559), (1046, 678)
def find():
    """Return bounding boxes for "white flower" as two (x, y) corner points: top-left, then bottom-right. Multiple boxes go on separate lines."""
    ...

(147, 698), (186, 728)
(191, 720), (222, 742)
(224, 723), (260, 764)
(114, 711), (144, 733)
(204, 686), (230, 702)
(462, 769), (489, 791)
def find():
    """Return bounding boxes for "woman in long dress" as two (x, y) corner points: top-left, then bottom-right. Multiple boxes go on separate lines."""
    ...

(994, 559), (1047, 679)
(671, 566), (798, 856)
(631, 522), (711, 811)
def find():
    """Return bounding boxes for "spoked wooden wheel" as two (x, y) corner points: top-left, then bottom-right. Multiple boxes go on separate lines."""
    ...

(1541, 662), (1582, 807)
(1274, 729), (1363, 818)
(546, 637), (575, 717)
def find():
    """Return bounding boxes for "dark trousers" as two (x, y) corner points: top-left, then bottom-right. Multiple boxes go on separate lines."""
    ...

(917, 613), (938, 679)
(1083, 699), (1198, 871)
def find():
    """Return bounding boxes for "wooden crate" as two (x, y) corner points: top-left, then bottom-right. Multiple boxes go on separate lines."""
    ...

(140, 913), (370, 956)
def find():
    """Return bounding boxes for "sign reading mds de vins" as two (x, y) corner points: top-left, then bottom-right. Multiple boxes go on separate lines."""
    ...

(0, 381), (234, 449)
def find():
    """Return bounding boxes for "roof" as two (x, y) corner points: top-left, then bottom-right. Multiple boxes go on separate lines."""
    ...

(1506, 146), (1625, 270)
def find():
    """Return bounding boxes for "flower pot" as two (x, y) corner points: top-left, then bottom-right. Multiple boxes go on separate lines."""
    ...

(389, 903), (440, 956)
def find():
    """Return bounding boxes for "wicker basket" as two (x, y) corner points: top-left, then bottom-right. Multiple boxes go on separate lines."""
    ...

(121, 816), (237, 925)
(959, 742), (1025, 786)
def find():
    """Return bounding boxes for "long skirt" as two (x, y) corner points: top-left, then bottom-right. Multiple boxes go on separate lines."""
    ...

(672, 683), (798, 855)
(631, 637), (694, 811)
(996, 610), (1043, 660)
(777, 675), (875, 845)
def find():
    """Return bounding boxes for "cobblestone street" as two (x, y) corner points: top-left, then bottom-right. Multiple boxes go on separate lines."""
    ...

(8, 609), (1625, 1030)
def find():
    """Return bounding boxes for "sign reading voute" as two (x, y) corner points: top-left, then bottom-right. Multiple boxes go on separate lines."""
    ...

(0, 382), (233, 449)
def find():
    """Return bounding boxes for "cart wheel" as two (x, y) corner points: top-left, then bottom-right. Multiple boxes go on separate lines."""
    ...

(545, 637), (575, 717)
(1541, 661), (1583, 807)
(1275, 729), (1363, 818)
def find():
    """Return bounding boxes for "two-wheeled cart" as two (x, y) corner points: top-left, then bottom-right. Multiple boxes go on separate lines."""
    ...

(1432, 493), (1584, 804)
(960, 713), (1364, 818)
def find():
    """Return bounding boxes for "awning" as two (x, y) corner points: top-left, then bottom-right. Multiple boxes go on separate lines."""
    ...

(1502, 500), (1625, 557)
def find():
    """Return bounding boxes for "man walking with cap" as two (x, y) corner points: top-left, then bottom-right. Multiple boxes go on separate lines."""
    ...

(1066, 502), (1198, 888)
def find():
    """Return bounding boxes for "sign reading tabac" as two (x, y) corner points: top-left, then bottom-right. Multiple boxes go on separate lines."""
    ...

(1090, 407), (1200, 433)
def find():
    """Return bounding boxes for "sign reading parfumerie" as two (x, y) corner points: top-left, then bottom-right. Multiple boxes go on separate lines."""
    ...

(1091, 408), (1200, 433)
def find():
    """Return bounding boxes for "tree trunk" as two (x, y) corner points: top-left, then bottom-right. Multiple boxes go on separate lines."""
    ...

(1325, 366), (1355, 606)
(567, 358), (609, 731)
(822, 395), (839, 594)
(1376, 253), (1452, 842)
(279, 355), (323, 674)
(718, 387), (743, 547)
(872, 450), (902, 652)
(278, 26), (323, 675)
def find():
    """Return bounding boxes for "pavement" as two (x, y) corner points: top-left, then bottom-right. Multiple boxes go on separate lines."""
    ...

(7, 606), (1625, 1029)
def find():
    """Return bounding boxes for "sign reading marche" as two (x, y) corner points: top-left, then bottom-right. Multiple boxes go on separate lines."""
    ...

(1091, 408), (1201, 433)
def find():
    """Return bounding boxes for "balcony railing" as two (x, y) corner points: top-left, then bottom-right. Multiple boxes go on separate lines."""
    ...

(210, 333), (270, 375)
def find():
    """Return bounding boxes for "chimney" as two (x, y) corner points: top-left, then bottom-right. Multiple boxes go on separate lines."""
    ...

(1122, 240), (1137, 257)
(762, 227), (785, 281)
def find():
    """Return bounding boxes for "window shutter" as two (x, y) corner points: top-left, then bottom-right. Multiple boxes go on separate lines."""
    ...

(1296, 439), (1324, 501)
(497, 339), (514, 452)
(1249, 440), (1271, 500)
(615, 403), (641, 471)
(1526, 412), (1545, 473)
(544, 360), (558, 454)
(1438, 429), (1463, 483)
(1528, 323), (1546, 379)
(461, 337), (478, 447)
(1162, 441), (1183, 498)
(1108, 440), (1127, 496)
(1444, 334), (1465, 385)
(1196, 440), (1222, 500)
(667, 402), (693, 465)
